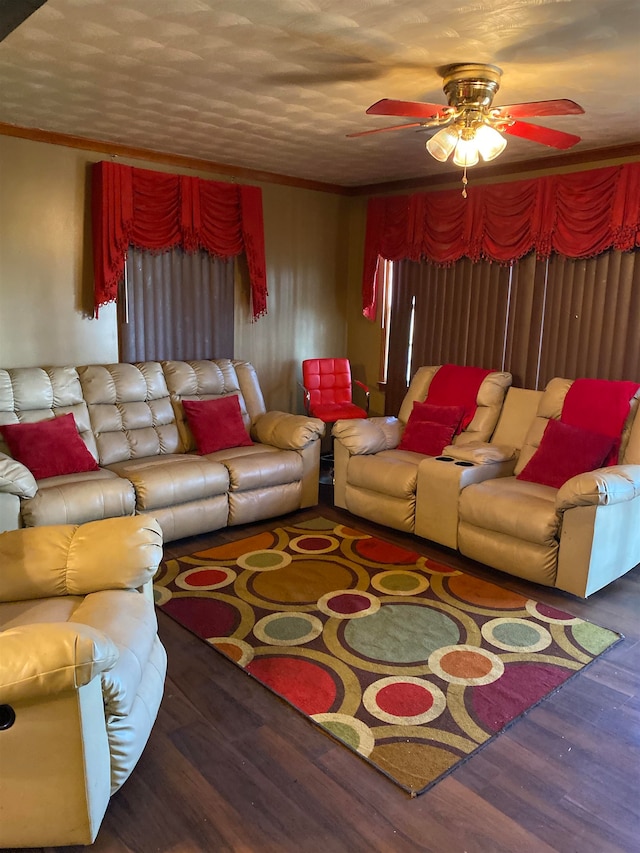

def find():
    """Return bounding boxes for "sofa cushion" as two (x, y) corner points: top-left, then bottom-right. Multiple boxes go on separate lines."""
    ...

(206, 445), (303, 491)
(0, 413), (99, 480)
(108, 454), (229, 511)
(517, 419), (615, 489)
(459, 476), (559, 546)
(20, 470), (135, 528)
(348, 450), (420, 500)
(183, 395), (253, 454)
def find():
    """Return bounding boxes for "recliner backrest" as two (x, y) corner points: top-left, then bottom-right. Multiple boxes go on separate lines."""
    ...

(78, 362), (180, 465)
(0, 366), (98, 461)
(162, 358), (266, 452)
(514, 377), (640, 475)
(397, 365), (513, 444)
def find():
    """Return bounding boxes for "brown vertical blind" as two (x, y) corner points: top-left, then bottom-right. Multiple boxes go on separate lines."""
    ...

(385, 249), (639, 409)
(538, 250), (640, 386)
(119, 247), (234, 363)
(502, 252), (547, 390)
(386, 258), (511, 414)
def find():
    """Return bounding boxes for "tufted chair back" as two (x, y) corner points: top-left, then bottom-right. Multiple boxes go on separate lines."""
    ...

(301, 358), (369, 422)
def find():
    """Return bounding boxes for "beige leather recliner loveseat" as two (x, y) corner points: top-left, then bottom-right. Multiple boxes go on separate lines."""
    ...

(0, 515), (166, 848)
(0, 358), (324, 541)
(333, 367), (640, 597)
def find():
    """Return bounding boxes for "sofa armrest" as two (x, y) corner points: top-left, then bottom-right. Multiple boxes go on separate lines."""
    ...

(0, 516), (163, 602)
(252, 411), (325, 449)
(0, 622), (118, 704)
(555, 465), (640, 512)
(0, 452), (37, 499)
(332, 416), (402, 455)
(442, 440), (516, 465)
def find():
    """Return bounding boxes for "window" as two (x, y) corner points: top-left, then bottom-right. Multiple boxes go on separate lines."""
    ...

(383, 249), (640, 415)
(118, 246), (234, 362)
(378, 259), (394, 385)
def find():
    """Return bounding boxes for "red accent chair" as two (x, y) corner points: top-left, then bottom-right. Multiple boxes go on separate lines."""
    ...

(301, 358), (370, 422)
(301, 359), (370, 482)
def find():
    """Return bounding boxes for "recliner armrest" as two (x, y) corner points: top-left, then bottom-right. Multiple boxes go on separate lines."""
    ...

(555, 464), (640, 511)
(252, 410), (325, 449)
(0, 452), (37, 498)
(333, 416), (402, 454)
(0, 516), (163, 602)
(0, 622), (118, 704)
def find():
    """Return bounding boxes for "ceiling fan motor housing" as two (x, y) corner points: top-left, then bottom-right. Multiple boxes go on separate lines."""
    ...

(441, 63), (502, 111)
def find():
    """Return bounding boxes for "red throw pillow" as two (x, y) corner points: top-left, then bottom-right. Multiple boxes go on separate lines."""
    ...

(0, 413), (99, 480)
(399, 420), (457, 456)
(517, 419), (615, 489)
(408, 402), (465, 430)
(398, 401), (464, 455)
(182, 395), (253, 454)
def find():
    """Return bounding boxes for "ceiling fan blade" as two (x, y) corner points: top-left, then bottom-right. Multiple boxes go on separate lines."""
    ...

(346, 122), (425, 138)
(496, 99), (584, 118)
(366, 98), (450, 119)
(504, 120), (581, 150)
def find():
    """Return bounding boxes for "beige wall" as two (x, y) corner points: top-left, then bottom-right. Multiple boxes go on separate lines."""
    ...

(0, 136), (119, 367)
(343, 194), (386, 416)
(0, 135), (352, 413)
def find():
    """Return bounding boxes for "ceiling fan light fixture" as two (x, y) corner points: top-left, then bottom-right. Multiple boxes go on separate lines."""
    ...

(426, 125), (459, 162)
(475, 123), (507, 161)
(452, 134), (479, 168)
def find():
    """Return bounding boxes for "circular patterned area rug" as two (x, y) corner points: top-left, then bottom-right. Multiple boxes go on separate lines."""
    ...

(154, 517), (621, 796)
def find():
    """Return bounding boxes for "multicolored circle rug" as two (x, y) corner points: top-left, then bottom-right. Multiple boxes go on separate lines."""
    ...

(153, 517), (622, 796)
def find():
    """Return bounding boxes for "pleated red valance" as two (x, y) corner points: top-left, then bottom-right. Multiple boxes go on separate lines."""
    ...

(92, 161), (268, 320)
(362, 161), (640, 320)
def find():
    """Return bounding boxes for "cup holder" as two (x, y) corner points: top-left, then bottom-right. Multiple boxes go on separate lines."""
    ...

(0, 704), (16, 731)
(435, 455), (455, 462)
(454, 460), (475, 467)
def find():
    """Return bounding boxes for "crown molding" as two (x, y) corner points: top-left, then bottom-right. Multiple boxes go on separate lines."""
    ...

(1, 121), (638, 199)
(0, 121), (350, 196)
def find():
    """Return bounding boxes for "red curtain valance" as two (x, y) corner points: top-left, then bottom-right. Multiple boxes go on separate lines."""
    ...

(362, 162), (640, 320)
(92, 161), (268, 320)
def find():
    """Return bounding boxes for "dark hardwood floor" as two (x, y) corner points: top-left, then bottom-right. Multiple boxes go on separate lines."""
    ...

(36, 484), (640, 853)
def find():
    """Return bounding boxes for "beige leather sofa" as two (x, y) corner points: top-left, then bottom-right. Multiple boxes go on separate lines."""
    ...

(0, 359), (324, 542)
(334, 370), (640, 597)
(0, 515), (166, 848)
(333, 366), (513, 535)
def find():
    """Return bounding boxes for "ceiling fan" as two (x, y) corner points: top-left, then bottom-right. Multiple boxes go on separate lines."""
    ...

(348, 63), (584, 192)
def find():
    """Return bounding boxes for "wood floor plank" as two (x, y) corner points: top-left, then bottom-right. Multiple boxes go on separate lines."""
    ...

(18, 490), (640, 853)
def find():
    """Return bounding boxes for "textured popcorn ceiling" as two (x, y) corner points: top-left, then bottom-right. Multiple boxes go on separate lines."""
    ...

(0, 0), (638, 187)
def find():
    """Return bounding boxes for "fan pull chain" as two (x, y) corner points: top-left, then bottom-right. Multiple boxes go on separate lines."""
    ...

(461, 166), (468, 198)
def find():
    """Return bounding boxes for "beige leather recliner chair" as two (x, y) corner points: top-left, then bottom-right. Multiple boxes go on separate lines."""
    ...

(0, 515), (167, 848)
(458, 378), (640, 597)
(332, 366), (513, 535)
